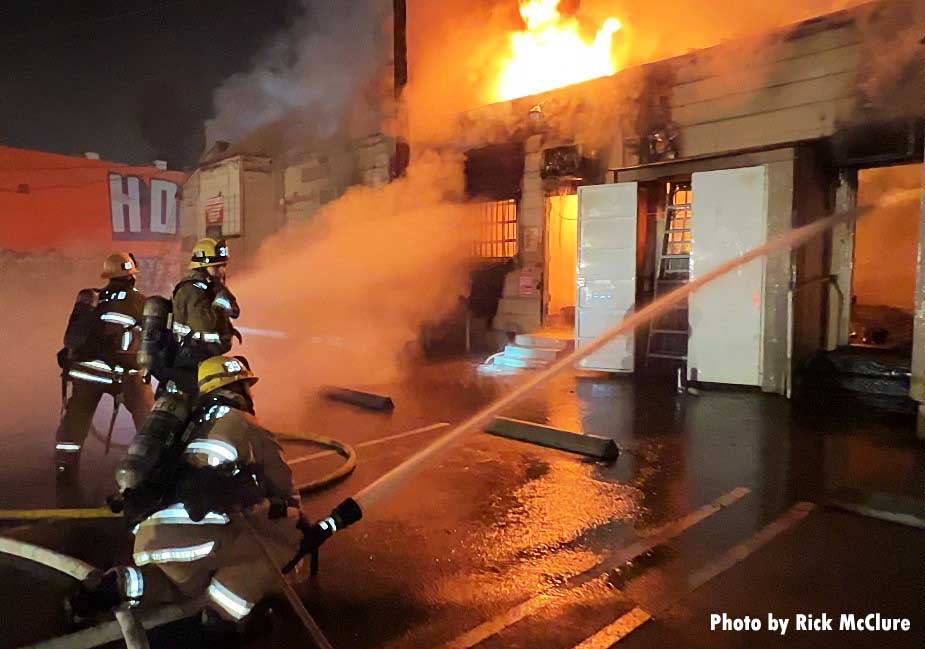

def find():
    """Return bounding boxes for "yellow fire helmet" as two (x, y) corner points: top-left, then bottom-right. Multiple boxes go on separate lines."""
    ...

(189, 237), (229, 269)
(101, 252), (140, 279)
(197, 355), (258, 396)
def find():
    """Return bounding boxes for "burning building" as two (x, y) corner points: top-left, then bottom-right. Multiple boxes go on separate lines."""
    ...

(451, 0), (925, 407)
(181, 0), (925, 427)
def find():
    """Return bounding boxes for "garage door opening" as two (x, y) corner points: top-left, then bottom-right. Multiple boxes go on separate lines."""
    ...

(545, 191), (578, 326)
(852, 164), (920, 354)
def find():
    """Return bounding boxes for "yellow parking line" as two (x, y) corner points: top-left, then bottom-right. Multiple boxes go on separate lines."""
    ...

(0, 507), (118, 520)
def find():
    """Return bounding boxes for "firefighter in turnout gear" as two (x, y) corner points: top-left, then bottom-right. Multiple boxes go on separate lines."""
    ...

(54, 252), (153, 475)
(161, 237), (240, 397)
(115, 238), (240, 495)
(73, 356), (301, 643)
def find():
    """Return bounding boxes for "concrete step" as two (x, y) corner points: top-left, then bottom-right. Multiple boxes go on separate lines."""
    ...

(476, 363), (521, 376)
(514, 334), (569, 351)
(503, 344), (560, 362)
(491, 355), (550, 369)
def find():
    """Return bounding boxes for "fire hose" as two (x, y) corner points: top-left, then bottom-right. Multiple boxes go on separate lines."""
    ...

(0, 537), (96, 581)
(20, 599), (207, 649)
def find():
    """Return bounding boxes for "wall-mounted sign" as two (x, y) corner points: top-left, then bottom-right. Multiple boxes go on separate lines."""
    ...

(109, 173), (180, 240)
(518, 267), (538, 297)
(204, 194), (224, 226)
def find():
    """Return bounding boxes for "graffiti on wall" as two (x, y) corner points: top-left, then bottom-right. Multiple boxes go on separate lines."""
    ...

(109, 172), (181, 240)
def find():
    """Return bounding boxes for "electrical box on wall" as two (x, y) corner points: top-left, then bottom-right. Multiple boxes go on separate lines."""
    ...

(541, 145), (600, 181)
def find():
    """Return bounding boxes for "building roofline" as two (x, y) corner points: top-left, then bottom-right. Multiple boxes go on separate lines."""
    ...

(467, 0), (875, 117)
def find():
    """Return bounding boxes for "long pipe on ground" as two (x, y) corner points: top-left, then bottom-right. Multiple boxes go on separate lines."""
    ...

(353, 205), (876, 512)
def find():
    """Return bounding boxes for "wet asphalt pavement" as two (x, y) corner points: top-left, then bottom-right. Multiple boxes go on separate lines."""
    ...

(1, 359), (924, 648)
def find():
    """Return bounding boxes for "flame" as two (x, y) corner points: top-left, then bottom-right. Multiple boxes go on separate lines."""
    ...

(492, 0), (623, 102)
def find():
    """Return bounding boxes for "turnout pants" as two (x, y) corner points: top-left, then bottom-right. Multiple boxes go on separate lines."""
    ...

(131, 503), (302, 622)
(55, 375), (153, 462)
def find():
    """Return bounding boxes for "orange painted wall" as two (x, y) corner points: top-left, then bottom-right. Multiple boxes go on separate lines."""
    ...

(0, 145), (186, 256)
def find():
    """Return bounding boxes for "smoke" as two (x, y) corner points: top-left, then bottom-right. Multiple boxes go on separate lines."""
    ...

(854, 0), (925, 117)
(204, 0), (392, 155)
(233, 152), (477, 429)
(0, 253), (101, 441)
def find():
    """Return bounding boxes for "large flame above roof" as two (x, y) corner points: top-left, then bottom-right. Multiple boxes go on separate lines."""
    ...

(492, 0), (623, 102)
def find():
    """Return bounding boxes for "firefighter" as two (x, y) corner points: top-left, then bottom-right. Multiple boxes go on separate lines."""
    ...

(162, 237), (240, 397)
(78, 356), (362, 640)
(113, 238), (241, 495)
(75, 356), (362, 644)
(54, 252), (153, 475)
(72, 357), (294, 643)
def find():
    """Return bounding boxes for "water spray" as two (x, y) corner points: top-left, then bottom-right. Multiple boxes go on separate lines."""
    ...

(310, 202), (895, 545)
(294, 205), (872, 553)
(351, 207), (871, 510)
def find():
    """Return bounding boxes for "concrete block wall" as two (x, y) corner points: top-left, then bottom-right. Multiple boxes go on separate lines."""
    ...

(493, 135), (545, 334)
(355, 134), (393, 188)
(283, 133), (396, 226)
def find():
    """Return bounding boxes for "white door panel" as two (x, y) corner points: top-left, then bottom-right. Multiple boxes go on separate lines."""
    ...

(688, 166), (768, 386)
(578, 279), (636, 310)
(580, 220), (637, 250)
(576, 183), (638, 372)
(577, 306), (636, 337)
(580, 249), (635, 277)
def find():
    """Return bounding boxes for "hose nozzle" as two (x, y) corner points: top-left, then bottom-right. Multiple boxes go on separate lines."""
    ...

(283, 498), (362, 576)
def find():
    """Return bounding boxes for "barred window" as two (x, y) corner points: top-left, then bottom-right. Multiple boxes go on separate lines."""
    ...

(475, 199), (518, 259)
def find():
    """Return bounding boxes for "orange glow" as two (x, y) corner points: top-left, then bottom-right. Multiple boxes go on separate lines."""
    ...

(493, 0), (623, 102)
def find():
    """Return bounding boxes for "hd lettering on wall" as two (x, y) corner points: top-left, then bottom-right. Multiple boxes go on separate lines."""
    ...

(109, 172), (181, 240)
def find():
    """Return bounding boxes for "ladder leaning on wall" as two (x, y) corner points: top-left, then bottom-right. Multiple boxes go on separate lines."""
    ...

(645, 183), (692, 365)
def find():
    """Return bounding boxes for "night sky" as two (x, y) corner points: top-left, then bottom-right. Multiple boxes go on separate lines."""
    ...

(0, 0), (302, 168)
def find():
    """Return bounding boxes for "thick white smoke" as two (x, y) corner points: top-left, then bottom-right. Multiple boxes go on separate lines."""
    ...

(233, 152), (478, 429)
(205, 0), (391, 152)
